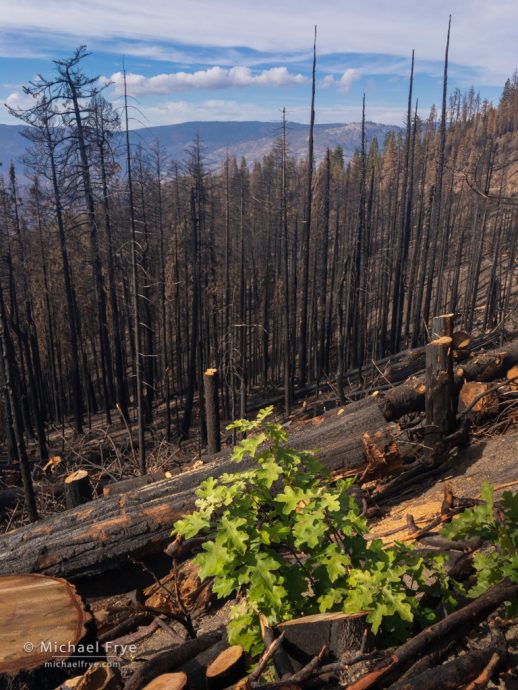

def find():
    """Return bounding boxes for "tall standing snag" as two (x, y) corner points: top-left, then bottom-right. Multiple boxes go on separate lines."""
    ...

(204, 368), (221, 455)
(123, 67), (146, 475)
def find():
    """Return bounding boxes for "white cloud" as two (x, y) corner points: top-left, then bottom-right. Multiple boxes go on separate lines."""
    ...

(319, 68), (361, 92)
(338, 68), (361, 92)
(4, 91), (35, 109)
(321, 75), (335, 89)
(103, 66), (306, 96)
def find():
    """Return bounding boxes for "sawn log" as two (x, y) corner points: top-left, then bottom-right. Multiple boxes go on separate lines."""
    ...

(0, 395), (404, 580)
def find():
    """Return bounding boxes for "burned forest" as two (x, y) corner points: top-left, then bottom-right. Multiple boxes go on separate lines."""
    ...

(0, 28), (518, 690)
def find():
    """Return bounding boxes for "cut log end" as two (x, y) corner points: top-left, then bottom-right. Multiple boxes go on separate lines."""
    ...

(0, 574), (93, 690)
(206, 645), (246, 690)
(506, 365), (518, 389)
(459, 382), (499, 417)
(141, 672), (188, 690)
(0, 574), (91, 675)
(452, 331), (472, 350)
(429, 336), (453, 348)
(64, 470), (89, 485)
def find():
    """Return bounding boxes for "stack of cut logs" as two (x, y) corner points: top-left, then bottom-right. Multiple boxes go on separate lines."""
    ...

(1, 317), (518, 689)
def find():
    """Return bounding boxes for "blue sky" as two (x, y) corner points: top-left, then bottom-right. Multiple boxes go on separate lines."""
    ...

(0, 0), (515, 127)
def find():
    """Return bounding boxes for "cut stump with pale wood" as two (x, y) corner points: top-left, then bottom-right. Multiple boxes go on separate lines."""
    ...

(64, 470), (93, 509)
(0, 573), (94, 690)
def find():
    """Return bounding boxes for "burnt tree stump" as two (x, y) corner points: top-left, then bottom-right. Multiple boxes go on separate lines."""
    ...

(64, 470), (93, 509)
(276, 612), (367, 670)
(425, 336), (456, 448)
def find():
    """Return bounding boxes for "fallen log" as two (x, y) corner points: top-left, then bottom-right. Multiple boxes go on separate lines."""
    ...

(380, 337), (518, 421)
(0, 397), (399, 579)
(261, 617), (294, 680)
(381, 348), (427, 384)
(388, 648), (500, 690)
(456, 338), (518, 382)
(458, 382), (499, 420)
(451, 331), (471, 350)
(507, 364), (518, 389)
(0, 573), (94, 690)
(375, 378), (426, 421)
(102, 472), (166, 498)
(383, 337), (518, 418)
(179, 640), (228, 689)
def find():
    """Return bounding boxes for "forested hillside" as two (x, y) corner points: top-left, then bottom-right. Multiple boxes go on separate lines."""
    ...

(0, 120), (398, 171)
(0, 47), (517, 480)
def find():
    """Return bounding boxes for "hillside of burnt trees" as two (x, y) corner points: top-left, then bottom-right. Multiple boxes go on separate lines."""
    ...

(1, 44), (518, 500)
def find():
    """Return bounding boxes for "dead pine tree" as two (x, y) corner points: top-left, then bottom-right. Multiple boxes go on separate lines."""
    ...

(422, 16), (452, 327)
(123, 67), (146, 475)
(180, 138), (204, 441)
(23, 46), (116, 423)
(281, 108), (293, 416)
(391, 50), (415, 352)
(299, 25), (317, 387)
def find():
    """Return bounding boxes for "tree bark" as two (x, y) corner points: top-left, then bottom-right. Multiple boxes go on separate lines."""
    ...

(204, 369), (221, 454)
(425, 336), (456, 441)
(0, 397), (398, 579)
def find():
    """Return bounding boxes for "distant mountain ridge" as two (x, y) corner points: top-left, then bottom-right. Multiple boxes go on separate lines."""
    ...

(0, 120), (399, 172)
